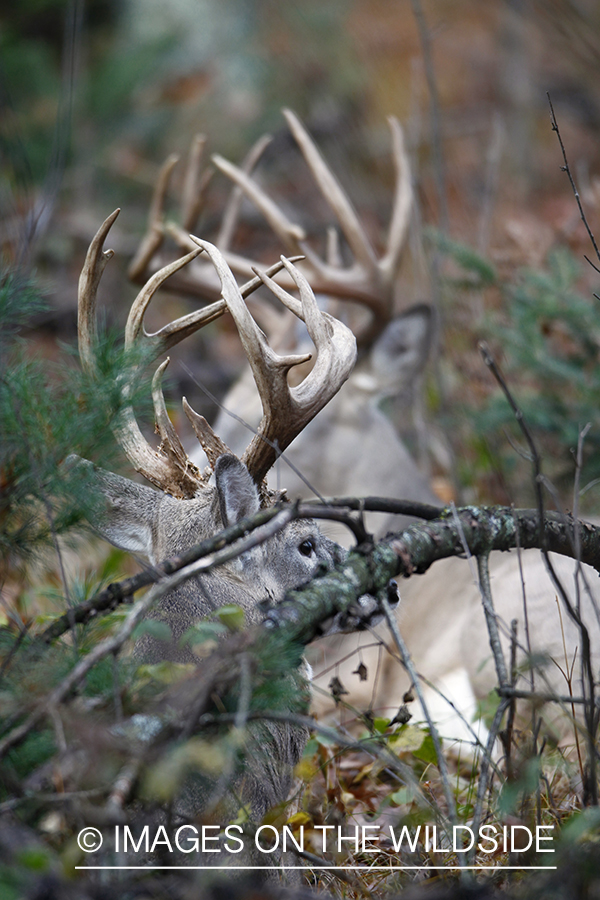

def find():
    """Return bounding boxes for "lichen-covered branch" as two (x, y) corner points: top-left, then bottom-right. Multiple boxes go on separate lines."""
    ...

(264, 504), (600, 646)
(159, 504), (600, 738)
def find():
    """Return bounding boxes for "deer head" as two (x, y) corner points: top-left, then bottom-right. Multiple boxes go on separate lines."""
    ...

(76, 210), (359, 660)
(72, 207), (366, 829)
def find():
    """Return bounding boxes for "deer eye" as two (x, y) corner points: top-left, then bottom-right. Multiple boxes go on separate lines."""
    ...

(299, 538), (316, 557)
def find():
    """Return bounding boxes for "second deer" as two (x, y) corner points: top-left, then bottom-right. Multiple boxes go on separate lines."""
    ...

(128, 110), (600, 755)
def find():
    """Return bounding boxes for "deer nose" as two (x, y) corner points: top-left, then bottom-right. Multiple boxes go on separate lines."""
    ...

(317, 579), (400, 636)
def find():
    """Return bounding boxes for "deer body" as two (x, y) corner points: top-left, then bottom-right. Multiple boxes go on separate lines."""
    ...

(86, 455), (343, 840)
(310, 550), (600, 747)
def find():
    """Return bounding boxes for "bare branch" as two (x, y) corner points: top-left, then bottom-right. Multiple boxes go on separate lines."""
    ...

(548, 93), (600, 270)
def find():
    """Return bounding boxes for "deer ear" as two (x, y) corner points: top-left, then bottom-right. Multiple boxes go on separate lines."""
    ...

(65, 456), (159, 557)
(215, 454), (260, 527)
(370, 304), (433, 397)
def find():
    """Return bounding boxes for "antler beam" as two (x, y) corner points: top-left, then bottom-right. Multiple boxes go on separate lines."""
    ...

(78, 210), (207, 498)
(188, 238), (357, 484)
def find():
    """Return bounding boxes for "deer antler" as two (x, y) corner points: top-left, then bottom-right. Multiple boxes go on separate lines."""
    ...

(128, 111), (413, 349)
(188, 238), (357, 484)
(78, 209), (210, 498)
(79, 212), (357, 495)
(128, 132), (274, 299)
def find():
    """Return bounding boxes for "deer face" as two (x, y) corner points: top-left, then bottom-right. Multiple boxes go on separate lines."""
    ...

(83, 453), (344, 664)
(88, 453), (343, 600)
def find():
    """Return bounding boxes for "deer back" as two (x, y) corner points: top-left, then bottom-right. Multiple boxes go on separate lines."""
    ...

(308, 540), (600, 752)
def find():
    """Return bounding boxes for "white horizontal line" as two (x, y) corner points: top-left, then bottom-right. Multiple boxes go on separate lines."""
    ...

(75, 865), (557, 871)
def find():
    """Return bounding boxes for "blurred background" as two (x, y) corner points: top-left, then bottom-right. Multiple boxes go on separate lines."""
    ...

(4, 7), (600, 890)
(3, 0), (600, 510)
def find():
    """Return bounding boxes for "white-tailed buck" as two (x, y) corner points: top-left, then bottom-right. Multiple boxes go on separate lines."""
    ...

(75, 208), (361, 825)
(128, 110), (600, 752)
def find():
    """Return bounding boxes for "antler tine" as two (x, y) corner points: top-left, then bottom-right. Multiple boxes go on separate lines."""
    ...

(157, 227), (308, 303)
(152, 358), (192, 470)
(79, 213), (206, 499)
(217, 133), (273, 252)
(183, 397), (232, 473)
(254, 255), (356, 398)
(189, 238), (357, 484)
(129, 136), (213, 284)
(115, 393), (204, 499)
(326, 226), (343, 269)
(212, 153), (307, 255)
(380, 116), (413, 283)
(189, 238), (312, 388)
(125, 253), (305, 364)
(125, 246), (204, 351)
(181, 134), (209, 232)
(211, 111), (414, 338)
(130, 133), (276, 302)
(282, 108), (378, 273)
(150, 358), (228, 479)
(78, 208), (120, 376)
(244, 256), (357, 482)
(128, 153), (179, 283)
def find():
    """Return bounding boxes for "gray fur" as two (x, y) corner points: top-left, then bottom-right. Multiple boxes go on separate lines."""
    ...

(81, 454), (344, 834)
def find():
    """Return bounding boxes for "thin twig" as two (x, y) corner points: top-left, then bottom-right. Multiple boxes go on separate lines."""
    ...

(573, 424), (600, 630)
(495, 685), (587, 705)
(469, 697), (511, 865)
(360, 619), (501, 769)
(548, 93), (600, 269)
(380, 592), (457, 830)
(554, 595), (584, 783)
(513, 511), (537, 750)
(476, 553), (509, 689)
(104, 759), (141, 819)
(306, 496), (444, 520)
(501, 619), (518, 780)
(313, 639), (384, 681)
(449, 502), (510, 689)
